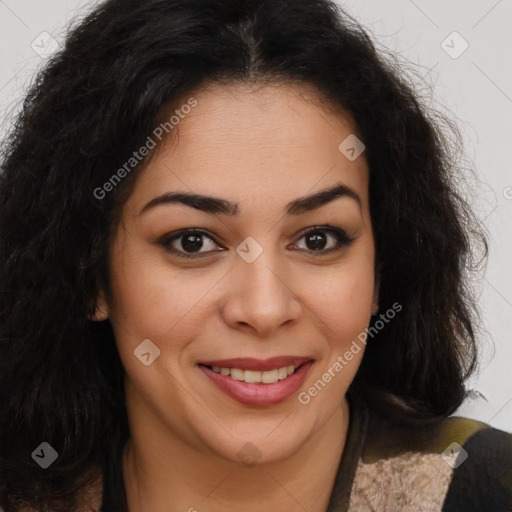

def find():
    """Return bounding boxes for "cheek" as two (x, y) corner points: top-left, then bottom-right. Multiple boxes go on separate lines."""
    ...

(302, 271), (374, 389)
(106, 238), (204, 339)
(297, 268), (371, 408)
(308, 259), (375, 336)
(106, 245), (229, 370)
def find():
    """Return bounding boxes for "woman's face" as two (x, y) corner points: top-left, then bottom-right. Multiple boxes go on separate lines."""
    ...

(96, 82), (378, 464)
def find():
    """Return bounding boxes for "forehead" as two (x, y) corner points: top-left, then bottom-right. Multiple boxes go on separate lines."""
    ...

(130, 81), (370, 216)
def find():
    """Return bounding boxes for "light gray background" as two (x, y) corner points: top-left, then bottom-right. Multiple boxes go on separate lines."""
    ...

(0, 0), (511, 432)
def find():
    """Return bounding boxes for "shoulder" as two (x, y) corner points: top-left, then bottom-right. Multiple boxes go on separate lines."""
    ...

(441, 420), (512, 511)
(348, 406), (512, 512)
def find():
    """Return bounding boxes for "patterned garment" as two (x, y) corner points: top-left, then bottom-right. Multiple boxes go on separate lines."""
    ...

(326, 392), (512, 511)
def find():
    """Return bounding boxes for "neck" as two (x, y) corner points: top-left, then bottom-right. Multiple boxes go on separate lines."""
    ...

(122, 399), (350, 512)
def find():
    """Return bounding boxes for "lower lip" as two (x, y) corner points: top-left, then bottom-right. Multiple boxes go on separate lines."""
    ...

(198, 361), (313, 406)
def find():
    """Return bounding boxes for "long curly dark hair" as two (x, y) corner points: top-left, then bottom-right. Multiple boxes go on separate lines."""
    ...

(0, 0), (488, 510)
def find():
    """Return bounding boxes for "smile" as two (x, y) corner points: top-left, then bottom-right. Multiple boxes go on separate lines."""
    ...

(207, 364), (301, 384)
(198, 357), (314, 406)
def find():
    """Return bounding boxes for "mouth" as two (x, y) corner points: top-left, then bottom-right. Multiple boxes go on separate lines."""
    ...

(200, 363), (302, 384)
(197, 357), (314, 406)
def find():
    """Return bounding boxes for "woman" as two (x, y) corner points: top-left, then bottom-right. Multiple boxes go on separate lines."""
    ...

(0, 0), (510, 511)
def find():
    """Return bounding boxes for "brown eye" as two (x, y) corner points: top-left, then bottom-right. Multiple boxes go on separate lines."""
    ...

(180, 233), (205, 252)
(293, 226), (355, 255)
(160, 229), (223, 259)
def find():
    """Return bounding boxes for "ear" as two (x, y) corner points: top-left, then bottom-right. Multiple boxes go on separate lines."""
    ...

(89, 287), (109, 321)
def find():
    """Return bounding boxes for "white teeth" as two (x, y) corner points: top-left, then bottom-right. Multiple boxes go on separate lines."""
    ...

(262, 368), (278, 383)
(244, 370), (262, 383)
(278, 367), (288, 380)
(209, 364), (301, 384)
(230, 368), (245, 381)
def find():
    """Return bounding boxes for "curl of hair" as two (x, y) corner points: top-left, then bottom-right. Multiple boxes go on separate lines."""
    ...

(0, 0), (488, 510)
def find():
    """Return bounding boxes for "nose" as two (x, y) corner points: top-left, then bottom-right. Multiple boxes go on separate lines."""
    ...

(220, 247), (302, 339)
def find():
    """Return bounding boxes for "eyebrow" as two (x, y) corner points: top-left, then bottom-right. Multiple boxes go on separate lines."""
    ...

(139, 182), (362, 217)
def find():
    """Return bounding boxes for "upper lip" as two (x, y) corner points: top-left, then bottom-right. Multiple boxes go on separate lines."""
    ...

(199, 356), (313, 371)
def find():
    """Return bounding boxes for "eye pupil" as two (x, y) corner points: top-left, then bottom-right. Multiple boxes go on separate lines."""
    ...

(306, 232), (327, 251)
(182, 234), (203, 252)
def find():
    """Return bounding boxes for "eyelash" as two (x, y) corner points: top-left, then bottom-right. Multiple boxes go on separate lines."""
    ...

(158, 225), (356, 260)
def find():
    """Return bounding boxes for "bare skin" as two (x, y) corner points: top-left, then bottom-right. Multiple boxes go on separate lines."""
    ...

(92, 81), (378, 512)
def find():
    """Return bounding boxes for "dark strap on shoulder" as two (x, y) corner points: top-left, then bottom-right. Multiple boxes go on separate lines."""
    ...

(441, 426), (512, 512)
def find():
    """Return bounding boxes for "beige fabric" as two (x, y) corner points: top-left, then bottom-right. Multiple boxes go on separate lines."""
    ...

(348, 451), (458, 511)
